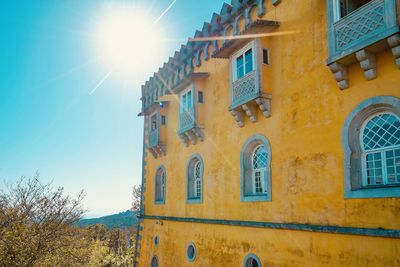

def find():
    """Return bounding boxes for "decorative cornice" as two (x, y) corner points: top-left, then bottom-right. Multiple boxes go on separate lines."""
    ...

(140, 0), (269, 113)
(140, 215), (400, 239)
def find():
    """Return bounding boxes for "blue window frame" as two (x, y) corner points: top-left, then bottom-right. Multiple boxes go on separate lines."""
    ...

(154, 166), (166, 204)
(186, 154), (203, 204)
(342, 96), (400, 198)
(243, 253), (262, 267)
(240, 134), (272, 202)
(232, 42), (255, 82)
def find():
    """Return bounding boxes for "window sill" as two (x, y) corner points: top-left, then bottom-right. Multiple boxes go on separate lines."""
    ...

(186, 198), (202, 204)
(344, 186), (400, 199)
(241, 194), (271, 202)
(154, 200), (165, 205)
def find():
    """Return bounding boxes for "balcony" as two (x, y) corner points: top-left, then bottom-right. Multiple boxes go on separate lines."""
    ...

(148, 129), (159, 148)
(228, 40), (271, 128)
(178, 108), (204, 147)
(327, 0), (400, 89)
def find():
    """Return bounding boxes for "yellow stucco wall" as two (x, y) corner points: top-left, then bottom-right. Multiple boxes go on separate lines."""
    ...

(138, 0), (400, 266)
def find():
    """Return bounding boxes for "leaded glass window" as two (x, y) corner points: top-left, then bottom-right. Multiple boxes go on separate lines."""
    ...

(187, 155), (203, 202)
(252, 145), (268, 194)
(361, 112), (400, 186)
(155, 167), (166, 203)
(194, 161), (201, 198)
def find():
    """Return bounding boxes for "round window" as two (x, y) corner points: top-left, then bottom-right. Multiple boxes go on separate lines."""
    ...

(186, 242), (196, 262)
(244, 254), (261, 267)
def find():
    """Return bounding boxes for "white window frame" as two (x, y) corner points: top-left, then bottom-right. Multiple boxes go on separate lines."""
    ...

(360, 111), (400, 187)
(332, 0), (341, 22)
(180, 85), (194, 113)
(194, 161), (202, 198)
(251, 145), (268, 195)
(149, 112), (158, 132)
(231, 41), (256, 82)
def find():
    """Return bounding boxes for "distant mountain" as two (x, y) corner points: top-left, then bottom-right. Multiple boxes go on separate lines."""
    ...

(76, 210), (138, 229)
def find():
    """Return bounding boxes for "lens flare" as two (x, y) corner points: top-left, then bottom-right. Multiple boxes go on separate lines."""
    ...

(94, 6), (165, 80)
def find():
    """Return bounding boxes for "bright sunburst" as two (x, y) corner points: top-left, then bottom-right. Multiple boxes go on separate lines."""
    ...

(94, 5), (165, 80)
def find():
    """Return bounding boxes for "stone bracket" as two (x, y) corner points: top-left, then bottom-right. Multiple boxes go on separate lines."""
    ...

(356, 49), (377, 80)
(148, 145), (166, 158)
(388, 34), (400, 69)
(328, 62), (349, 90)
(242, 103), (257, 122)
(179, 127), (204, 147)
(230, 95), (272, 127)
(256, 94), (272, 118)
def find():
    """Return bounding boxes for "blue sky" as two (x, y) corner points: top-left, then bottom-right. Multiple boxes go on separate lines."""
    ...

(0, 0), (225, 217)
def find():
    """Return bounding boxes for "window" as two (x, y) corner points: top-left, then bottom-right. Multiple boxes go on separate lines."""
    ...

(361, 113), (400, 186)
(150, 113), (158, 132)
(155, 166), (166, 204)
(333, 0), (372, 21)
(186, 154), (203, 203)
(252, 145), (268, 194)
(186, 242), (196, 262)
(262, 48), (269, 65)
(151, 256), (158, 267)
(161, 115), (166, 125)
(243, 254), (262, 267)
(181, 87), (193, 113)
(232, 42), (255, 81)
(198, 91), (204, 103)
(342, 96), (400, 198)
(154, 236), (159, 246)
(240, 134), (271, 202)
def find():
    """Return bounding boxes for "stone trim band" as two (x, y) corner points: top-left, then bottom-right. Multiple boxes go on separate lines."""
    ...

(140, 215), (400, 239)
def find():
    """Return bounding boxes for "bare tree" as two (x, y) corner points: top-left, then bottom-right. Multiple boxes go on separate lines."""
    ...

(131, 185), (141, 213)
(0, 174), (91, 267)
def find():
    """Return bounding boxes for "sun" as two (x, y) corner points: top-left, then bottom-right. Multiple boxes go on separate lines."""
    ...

(94, 6), (165, 79)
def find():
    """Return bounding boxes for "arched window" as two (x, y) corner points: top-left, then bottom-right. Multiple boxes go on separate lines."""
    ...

(252, 145), (269, 194)
(151, 256), (158, 267)
(361, 112), (400, 186)
(187, 154), (203, 203)
(343, 96), (400, 198)
(241, 134), (271, 202)
(155, 166), (166, 204)
(243, 254), (262, 267)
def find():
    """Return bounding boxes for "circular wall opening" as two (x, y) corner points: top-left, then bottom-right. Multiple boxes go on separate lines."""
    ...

(186, 242), (196, 262)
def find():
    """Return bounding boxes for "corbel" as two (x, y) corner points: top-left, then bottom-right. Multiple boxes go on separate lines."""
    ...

(388, 34), (400, 69)
(356, 49), (376, 80)
(242, 103), (257, 123)
(192, 128), (204, 142)
(184, 131), (197, 145)
(230, 109), (245, 127)
(328, 62), (349, 90)
(255, 94), (272, 117)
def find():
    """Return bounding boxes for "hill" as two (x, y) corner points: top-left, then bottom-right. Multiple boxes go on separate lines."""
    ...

(76, 210), (138, 229)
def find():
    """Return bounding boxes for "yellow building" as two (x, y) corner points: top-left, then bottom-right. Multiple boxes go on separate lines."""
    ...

(135, 0), (400, 266)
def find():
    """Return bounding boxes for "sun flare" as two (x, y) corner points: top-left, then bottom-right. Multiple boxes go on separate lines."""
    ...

(94, 6), (165, 79)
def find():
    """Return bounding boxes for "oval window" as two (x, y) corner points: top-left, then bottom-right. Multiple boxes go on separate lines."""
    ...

(186, 242), (196, 262)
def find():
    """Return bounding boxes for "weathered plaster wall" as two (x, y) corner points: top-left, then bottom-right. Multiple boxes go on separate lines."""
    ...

(140, 220), (400, 266)
(139, 0), (400, 265)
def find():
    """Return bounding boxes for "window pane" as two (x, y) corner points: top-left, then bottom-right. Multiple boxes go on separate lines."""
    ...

(236, 55), (244, 79)
(151, 115), (157, 131)
(253, 145), (268, 170)
(254, 171), (263, 193)
(182, 94), (186, 111)
(245, 49), (253, 74)
(365, 152), (383, 186)
(362, 113), (400, 151)
(187, 91), (192, 110)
